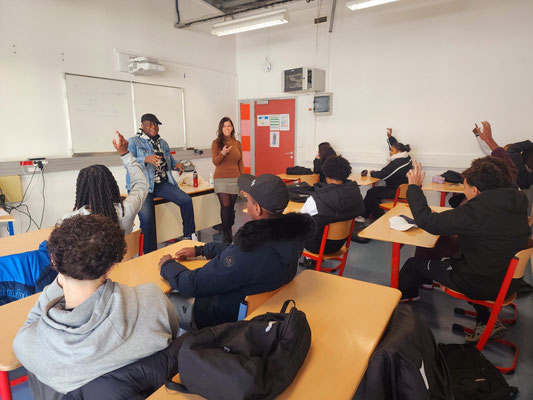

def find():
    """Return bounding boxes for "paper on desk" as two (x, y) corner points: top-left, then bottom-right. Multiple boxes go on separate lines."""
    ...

(389, 216), (417, 231)
(0, 208), (9, 217)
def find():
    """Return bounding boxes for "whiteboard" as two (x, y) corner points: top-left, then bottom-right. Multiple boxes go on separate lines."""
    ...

(65, 74), (186, 154)
(132, 82), (185, 148)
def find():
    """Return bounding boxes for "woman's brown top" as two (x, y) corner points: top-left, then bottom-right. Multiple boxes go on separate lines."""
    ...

(212, 138), (244, 179)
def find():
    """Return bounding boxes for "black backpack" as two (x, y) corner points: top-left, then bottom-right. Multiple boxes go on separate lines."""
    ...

(439, 343), (518, 400)
(287, 182), (314, 202)
(165, 300), (311, 400)
(441, 170), (463, 184)
(285, 166), (314, 175)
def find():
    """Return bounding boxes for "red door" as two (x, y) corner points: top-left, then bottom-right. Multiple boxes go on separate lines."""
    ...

(254, 99), (295, 175)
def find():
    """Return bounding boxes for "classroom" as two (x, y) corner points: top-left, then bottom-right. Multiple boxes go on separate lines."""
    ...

(1, 0), (533, 399)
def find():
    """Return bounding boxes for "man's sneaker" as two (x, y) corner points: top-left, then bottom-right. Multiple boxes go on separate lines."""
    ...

(465, 320), (507, 342)
(421, 281), (434, 290)
(355, 216), (366, 223)
(399, 296), (420, 303)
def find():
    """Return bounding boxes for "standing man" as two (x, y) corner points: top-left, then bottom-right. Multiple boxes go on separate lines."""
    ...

(127, 113), (195, 253)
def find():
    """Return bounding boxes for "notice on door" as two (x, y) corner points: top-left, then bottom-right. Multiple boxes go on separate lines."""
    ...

(269, 114), (280, 131)
(257, 115), (269, 126)
(270, 131), (280, 148)
(280, 114), (290, 131)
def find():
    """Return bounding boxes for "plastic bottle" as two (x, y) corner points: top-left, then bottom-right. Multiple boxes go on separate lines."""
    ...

(193, 170), (199, 188)
(209, 171), (214, 185)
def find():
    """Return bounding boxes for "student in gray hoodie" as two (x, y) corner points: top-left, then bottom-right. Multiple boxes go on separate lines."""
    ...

(13, 214), (179, 396)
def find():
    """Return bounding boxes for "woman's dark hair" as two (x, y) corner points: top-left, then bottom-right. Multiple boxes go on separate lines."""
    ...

(74, 165), (124, 224)
(392, 142), (411, 153)
(318, 142), (333, 159)
(48, 214), (126, 280)
(462, 156), (514, 192)
(216, 117), (235, 150)
(523, 148), (533, 171)
(322, 155), (352, 181)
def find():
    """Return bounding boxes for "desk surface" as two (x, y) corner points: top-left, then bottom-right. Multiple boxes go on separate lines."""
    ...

(358, 203), (450, 248)
(178, 183), (214, 196)
(277, 174), (319, 186)
(0, 240), (208, 372)
(284, 201), (304, 214)
(0, 208), (15, 223)
(149, 270), (401, 400)
(348, 174), (380, 187)
(422, 182), (464, 193)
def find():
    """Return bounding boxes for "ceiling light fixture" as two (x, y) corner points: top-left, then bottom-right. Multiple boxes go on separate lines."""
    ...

(211, 8), (289, 36)
(346, 0), (399, 11)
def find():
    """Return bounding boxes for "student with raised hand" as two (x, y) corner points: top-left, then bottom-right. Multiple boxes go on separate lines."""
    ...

(359, 128), (412, 221)
(13, 214), (179, 397)
(157, 174), (314, 331)
(128, 113), (196, 253)
(398, 159), (530, 342)
(211, 117), (244, 244)
(301, 155), (364, 255)
(313, 142), (337, 183)
(62, 131), (148, 233)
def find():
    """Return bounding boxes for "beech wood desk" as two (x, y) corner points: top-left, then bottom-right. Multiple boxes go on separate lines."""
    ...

(0, 240), (207, 400)
(358, 203), (451, 288)
(148, 270), (401, 400)
(348, 174), (380, 187)
(422, 182), (464, 207)
(277, 173), (319, 186)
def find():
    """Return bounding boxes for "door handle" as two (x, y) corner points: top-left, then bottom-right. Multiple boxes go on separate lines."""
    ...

(285, 152), (294, 155)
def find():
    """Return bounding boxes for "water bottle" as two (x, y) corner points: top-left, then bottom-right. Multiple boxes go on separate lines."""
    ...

(193, 170), (199, 188)
(209, 171), (214, 185)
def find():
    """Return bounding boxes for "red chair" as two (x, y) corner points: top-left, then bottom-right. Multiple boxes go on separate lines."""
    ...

(438, 239), (533, 374)
(379, 183), (409, 211)
(302, 219), (356, 276)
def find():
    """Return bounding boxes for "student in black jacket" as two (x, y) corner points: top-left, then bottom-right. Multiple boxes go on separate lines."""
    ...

(158, 174), (314, 330)
(399, 158), (530, 342)
(301, 155), (364, 254)
(313, 142), (337, 183)
(360, 128), (412, 221)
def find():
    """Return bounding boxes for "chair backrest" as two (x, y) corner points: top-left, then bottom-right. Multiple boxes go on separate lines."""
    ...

(122, 229), (142, 262)
(392, 184), (409, 206)
(326, 219), (354, 240)
(512, 238), (533, 279)
(0, 226), (54, 257)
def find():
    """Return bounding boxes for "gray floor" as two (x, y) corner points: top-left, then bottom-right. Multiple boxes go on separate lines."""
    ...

(12, 197), (533, 398)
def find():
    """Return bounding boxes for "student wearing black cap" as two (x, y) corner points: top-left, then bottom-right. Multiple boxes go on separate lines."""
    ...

(157, 173), (315, 330)
(127, 113), (196, 254)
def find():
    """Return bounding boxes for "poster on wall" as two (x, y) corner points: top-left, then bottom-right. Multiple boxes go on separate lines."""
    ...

(257, 115), (269, 126)
(270, 131), (280, 148)
(280, 114), (290, 131)
(269, 114), (280, 131)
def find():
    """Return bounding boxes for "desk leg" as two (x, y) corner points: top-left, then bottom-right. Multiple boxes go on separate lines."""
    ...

(440, 192), (446, 207)
(391, 242), (401, 289)
(0, 371), (12, 400)
(7, 222), (14, 236)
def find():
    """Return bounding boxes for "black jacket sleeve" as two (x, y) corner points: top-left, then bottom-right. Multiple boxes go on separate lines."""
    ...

(407, 185), (481, 236)
(203, 242), (232, 259)
(160, 247), (254, 298)
(370, 158), (410, 180)
(313, 158), (321, 174)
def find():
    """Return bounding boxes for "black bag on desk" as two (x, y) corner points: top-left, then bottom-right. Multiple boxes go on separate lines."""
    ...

(439, 343), (518, 400)
(286, 166), (313, 175)
(441, 170), (463, 184)
(287, 182), (314, 202)
(165, 300), (311, 400)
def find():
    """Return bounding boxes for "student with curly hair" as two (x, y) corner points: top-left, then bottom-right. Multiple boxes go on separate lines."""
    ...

(398, 159), (530, 342)
(13, 214), (179, 397)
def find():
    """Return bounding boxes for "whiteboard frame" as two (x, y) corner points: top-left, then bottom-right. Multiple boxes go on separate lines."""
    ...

(64, 73), (187, 155)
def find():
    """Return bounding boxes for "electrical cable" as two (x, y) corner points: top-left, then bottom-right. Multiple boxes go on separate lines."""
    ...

(175, 0), (180, 24)
(38, 167), (46, 229)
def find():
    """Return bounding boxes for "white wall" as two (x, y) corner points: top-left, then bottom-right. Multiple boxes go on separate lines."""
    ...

(0, 0), (236, 235)
(236, 0), (533, 172)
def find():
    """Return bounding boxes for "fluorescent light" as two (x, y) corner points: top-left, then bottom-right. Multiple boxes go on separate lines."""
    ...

(211, 9), (289, 36)
(346, 0), (399, 11)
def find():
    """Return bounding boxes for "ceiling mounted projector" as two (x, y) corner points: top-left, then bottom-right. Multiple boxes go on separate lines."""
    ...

(128, 57), (165, 75)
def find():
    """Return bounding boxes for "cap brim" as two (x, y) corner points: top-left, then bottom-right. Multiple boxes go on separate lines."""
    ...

(237, 174), (256, 194)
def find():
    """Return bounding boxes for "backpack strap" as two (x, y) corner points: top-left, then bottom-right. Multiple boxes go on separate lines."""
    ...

(165, 379), (194, 394)
(280, 299), (296, 314)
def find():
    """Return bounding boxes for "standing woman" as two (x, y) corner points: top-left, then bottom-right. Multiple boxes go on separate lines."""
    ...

(212, 117), (244, 243)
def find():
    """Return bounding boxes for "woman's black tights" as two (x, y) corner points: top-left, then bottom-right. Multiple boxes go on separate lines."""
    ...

(217, 193), (238, 233)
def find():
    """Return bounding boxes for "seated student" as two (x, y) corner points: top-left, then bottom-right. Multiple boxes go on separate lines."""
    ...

(360, 128), (412, 221)
(398, 159), (530, 341)
(158, 174), (314, 330)
(301, 155), (365, 254)
(0, 132), (148, 303)
(128, 113), (196, 254)
(13, 214), (179, 397)
(507, 139), (533, 190)
(313, 142), (337, 183)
